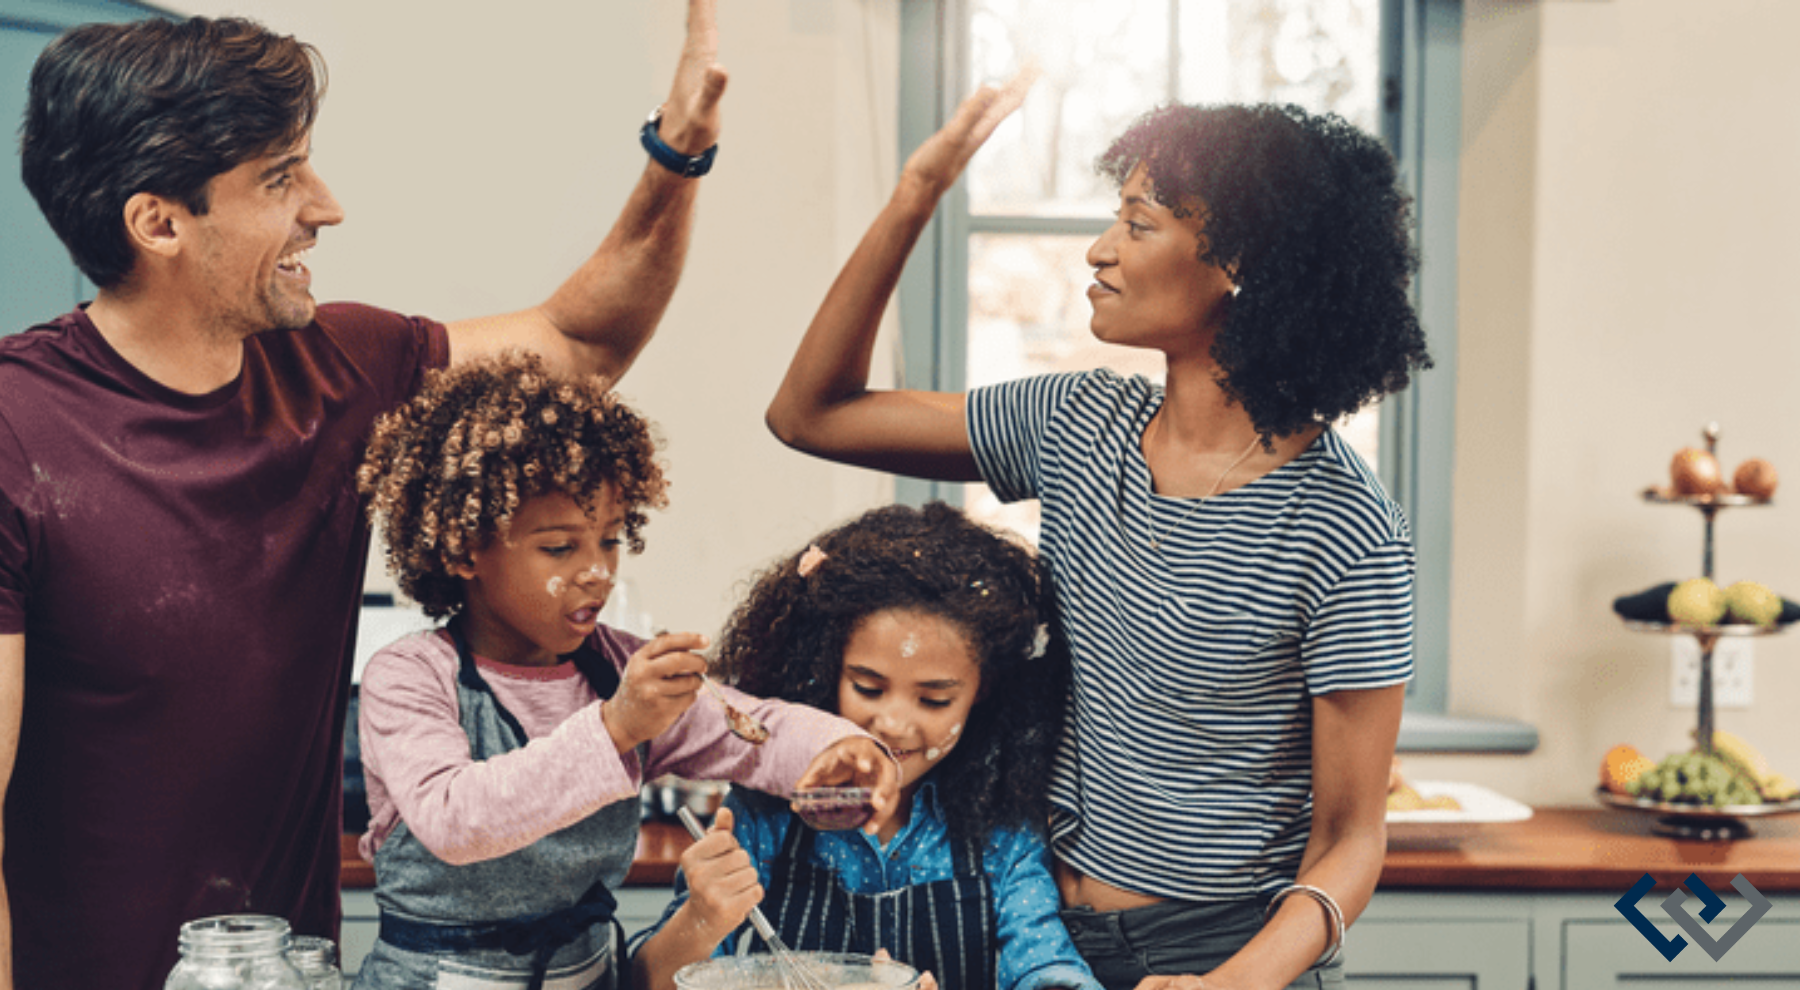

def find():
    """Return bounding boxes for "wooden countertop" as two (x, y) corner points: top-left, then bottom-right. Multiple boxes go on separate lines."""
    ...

(344, 808), (1800, 893)
(1382, 806), (1800, 892)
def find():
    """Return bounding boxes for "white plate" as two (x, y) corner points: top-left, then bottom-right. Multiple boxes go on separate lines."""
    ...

(1387, 780), (1534, 825)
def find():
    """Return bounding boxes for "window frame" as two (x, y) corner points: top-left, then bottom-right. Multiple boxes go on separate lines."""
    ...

(895, 0), (1535, 750)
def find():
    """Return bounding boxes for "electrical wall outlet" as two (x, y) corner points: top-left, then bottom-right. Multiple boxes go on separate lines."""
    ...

(1670, 637), (1754, 708)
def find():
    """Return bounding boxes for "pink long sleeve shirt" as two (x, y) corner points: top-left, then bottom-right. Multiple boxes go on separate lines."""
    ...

(358, 625), (867, 866)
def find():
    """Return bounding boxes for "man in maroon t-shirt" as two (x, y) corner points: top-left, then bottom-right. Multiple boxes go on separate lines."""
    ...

(0, 5), (728, 988)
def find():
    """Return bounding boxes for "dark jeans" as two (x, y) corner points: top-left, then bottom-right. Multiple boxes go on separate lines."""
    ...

(1060, 898), (1345, 990)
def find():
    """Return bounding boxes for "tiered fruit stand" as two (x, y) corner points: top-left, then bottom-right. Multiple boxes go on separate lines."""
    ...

(1597, 424), (1800, 839)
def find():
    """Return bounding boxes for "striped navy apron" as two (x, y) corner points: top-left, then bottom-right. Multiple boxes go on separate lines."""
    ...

(755, 817), (997, 990)
(352, 623), (635, 990)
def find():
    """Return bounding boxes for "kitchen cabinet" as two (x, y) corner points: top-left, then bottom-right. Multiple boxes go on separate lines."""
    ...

(342, 889), (378, 979)
(1351, 807), (1800, 988)
(1347, 895), (1529, 988)
(1349, 890), (1800, 989)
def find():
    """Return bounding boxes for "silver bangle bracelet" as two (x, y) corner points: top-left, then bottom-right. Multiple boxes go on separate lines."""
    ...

(1264, 883), (1346, 969)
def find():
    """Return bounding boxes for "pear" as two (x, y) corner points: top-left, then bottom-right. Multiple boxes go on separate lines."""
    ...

(1667, 577), (1726, 626)
(1725, 580), (1782, 626)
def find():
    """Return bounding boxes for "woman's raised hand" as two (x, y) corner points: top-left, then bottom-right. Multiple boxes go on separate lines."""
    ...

(901, 66), (1038, 198)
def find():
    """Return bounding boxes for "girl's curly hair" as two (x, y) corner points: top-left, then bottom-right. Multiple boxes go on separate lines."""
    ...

(356, 350), (668, 619)
(1098, 103), (1433, 441)
(714, 502), (1068, 843)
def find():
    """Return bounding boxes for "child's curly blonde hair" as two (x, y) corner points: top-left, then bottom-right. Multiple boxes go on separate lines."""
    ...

(357, 350), (668, 619)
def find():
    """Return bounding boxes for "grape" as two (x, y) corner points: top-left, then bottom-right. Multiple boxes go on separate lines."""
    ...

(1629, 751), (1762, 807)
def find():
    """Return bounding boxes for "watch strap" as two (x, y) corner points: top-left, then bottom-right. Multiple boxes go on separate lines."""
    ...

(640, 106), (717, 178)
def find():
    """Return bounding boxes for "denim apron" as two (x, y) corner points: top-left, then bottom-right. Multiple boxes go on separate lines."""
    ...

(755, 816), (997, 990)
(352, 625), (637, 990)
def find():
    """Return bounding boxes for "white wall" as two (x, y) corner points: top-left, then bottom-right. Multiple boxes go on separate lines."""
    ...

(166, 0), (901, 637)
(1413, 0), (1800, 805)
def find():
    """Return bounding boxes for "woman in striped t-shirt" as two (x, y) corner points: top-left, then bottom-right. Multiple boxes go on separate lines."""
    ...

(765, 80), (1431, 990)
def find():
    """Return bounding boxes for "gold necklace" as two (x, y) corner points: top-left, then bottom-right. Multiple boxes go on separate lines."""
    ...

(1147, 430), (1262, 552)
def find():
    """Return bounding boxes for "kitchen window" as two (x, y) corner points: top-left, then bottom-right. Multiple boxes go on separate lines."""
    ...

(896, 0), (1527, 747)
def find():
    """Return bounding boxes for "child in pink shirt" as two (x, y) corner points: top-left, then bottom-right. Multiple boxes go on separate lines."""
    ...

(350, 351), (897, 990)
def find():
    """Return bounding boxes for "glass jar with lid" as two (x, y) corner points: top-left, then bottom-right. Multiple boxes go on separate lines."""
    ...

(285, 934), (343, 990)
(164, 914), (306, 990)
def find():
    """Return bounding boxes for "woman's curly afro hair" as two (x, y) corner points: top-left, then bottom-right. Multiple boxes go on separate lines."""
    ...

(1098, 103), (1433, 441)
(714, 502), (1069, 842)
(357, 350), (668, 619)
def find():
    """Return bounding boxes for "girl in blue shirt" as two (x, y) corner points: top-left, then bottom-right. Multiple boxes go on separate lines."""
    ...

(630, 502), (1099, 990)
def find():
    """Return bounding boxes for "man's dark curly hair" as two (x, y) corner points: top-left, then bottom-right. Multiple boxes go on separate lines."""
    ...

(714, 502), (1068, 843)
(1098, 103), (1433, 441)
(357, 351), (668, 620)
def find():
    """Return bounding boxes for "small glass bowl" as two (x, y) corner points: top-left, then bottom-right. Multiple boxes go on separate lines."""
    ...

(792, 786), (877, 831)
(673, 951), (918, 990)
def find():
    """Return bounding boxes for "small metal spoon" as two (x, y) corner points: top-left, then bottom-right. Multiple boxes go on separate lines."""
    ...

(656, 628), (769, 746)
(701, 672), (769, 745)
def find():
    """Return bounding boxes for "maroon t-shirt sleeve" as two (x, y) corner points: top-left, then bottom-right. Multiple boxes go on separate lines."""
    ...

(314, 301), (451, 405)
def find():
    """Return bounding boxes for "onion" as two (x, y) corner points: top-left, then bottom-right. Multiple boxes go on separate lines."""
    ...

(1733, 457), (1779, 499)
(1670, 447), (1726, 496)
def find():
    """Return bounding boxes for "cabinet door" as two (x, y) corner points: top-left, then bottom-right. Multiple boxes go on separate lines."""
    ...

(616, 886), (678, 938)
(341, 888), (380, 979)
(1563, 916), (1800, 988)
(1346, 918), (1530, 990)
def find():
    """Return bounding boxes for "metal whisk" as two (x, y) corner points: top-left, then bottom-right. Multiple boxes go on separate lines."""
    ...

(675, 807), (832, 990)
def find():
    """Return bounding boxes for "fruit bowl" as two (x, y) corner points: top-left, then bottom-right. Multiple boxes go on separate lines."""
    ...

(1595, 786), (1800, 840)
(1641, 487), (1771, 508)
(1618, 618), (1793, 637)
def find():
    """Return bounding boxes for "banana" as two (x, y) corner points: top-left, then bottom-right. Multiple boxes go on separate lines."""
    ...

(1707, 729), (1797, 802)
(1708, 728), (1769, 781)
(1761, 772), (1799, 802)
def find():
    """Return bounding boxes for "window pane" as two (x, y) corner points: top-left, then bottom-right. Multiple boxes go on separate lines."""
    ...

(967, 0), (1173, 218)
(1177, 0), (1381, 132)
(967, 0), (1381, 218)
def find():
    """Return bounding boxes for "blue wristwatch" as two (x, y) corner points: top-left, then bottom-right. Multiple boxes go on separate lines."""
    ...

(640, 106), (717, 178)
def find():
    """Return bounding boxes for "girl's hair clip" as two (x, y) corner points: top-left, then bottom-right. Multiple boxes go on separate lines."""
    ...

(1028, 623), (1050, 659)
(797, 544), (829, 578)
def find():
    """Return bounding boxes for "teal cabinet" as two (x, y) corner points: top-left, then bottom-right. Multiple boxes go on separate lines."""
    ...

(1349, 893), (1531, 989)
(1350, 890), (1800, 990)
(1, 0), (167, 336)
